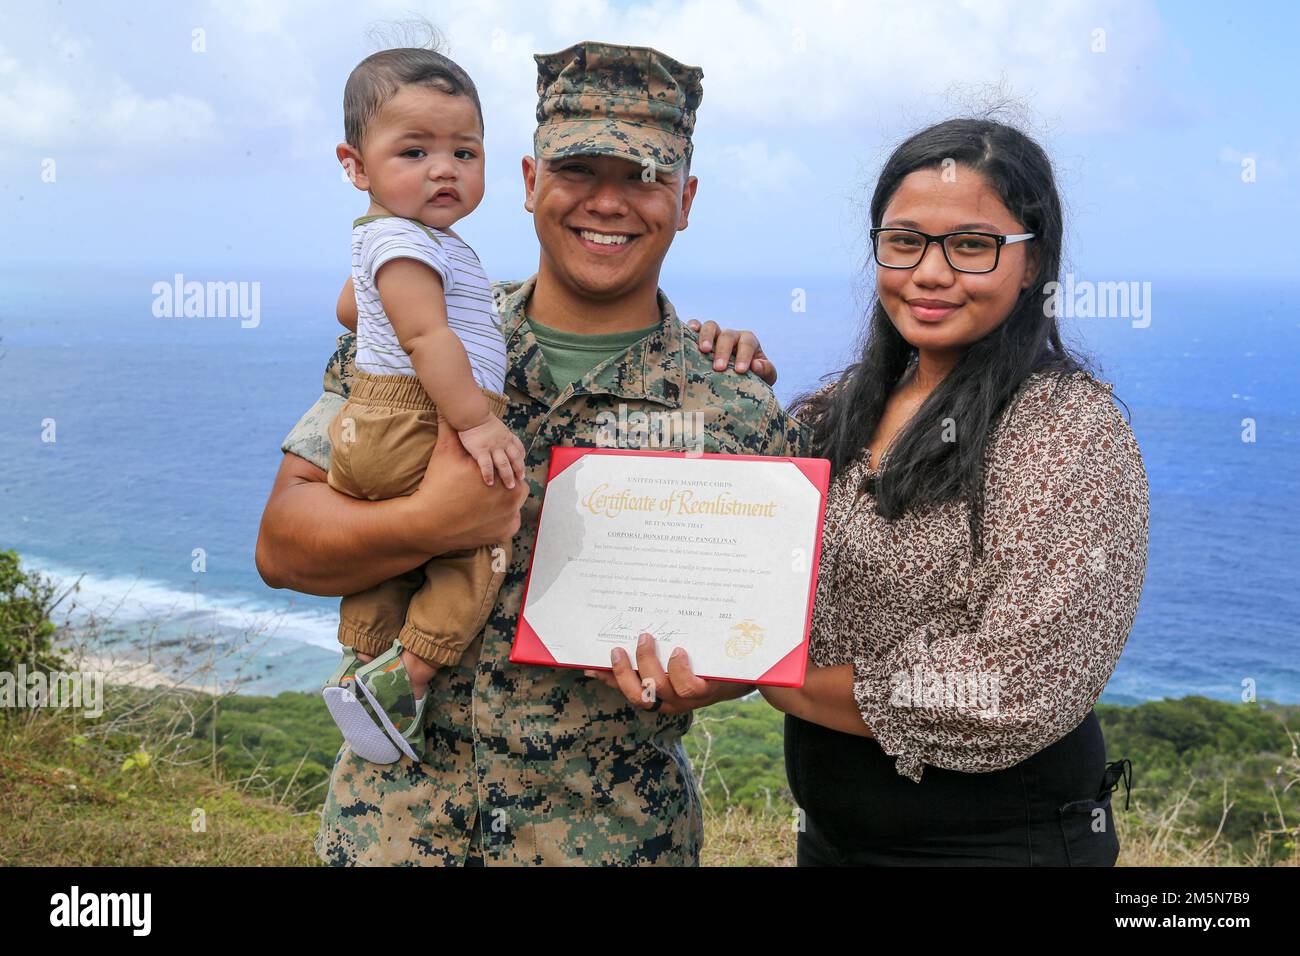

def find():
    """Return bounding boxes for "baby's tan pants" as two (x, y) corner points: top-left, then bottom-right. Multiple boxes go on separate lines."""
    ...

(327, 370), (511, 665)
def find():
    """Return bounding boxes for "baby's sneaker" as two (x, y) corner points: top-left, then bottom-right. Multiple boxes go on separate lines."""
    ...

(321, 646), (402, 764)
(351, 641), (428, 762)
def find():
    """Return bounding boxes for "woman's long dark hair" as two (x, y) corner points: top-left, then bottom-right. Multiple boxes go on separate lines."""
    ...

(791, 118), (1091, 559)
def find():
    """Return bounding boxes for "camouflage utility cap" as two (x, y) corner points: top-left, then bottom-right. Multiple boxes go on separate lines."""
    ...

(533, 40), (703, 172)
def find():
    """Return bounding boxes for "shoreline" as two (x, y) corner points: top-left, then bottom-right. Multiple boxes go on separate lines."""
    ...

(9, 551), (1297, 705)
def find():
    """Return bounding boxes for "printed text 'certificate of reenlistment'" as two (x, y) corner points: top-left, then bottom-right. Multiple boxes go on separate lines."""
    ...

(511, 447), (831, 686)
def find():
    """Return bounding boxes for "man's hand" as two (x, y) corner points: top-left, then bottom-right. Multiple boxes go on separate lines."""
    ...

(412, 413), (528, 546)
(255, 413), (526, 596)
(687, 319), (777, 386)
(583, 633), (754, 715)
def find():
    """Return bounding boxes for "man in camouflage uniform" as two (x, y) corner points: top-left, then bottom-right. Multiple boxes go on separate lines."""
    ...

(273, 41), (807, 865)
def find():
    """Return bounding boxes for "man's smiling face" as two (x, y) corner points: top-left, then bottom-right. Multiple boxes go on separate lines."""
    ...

(522, 153), (698, 300)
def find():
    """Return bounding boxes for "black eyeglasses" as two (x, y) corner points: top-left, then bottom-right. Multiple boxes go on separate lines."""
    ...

(869, 227), (1035, 274)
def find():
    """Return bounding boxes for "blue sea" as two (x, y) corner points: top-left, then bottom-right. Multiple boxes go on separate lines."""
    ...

(1, 267), (1298, 702)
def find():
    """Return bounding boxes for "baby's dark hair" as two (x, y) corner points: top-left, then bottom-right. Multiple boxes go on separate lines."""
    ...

(344, 47), (484, 149)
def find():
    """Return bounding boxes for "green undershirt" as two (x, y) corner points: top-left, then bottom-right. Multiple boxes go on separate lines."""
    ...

(526, 314), (661, 390)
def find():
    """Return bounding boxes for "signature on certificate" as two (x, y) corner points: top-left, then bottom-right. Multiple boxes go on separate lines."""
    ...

(597, 612), (685, 643)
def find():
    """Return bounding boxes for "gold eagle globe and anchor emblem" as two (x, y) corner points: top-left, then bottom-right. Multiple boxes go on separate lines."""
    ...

(724, 618), (766, 659)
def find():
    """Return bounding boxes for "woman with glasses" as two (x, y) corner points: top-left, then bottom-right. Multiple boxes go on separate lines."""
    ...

(760, 118), (1150, 865)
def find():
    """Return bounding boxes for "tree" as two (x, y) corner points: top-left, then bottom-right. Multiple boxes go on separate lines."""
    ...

(0, 549), (64, 673)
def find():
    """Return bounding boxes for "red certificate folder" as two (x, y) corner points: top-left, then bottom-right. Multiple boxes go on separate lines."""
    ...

(510, 446), (831, 687)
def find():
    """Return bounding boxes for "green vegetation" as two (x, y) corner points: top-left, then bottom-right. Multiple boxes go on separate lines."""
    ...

(6, 687), (1295, 866)
(0, 551), (327, 865)
(1, 551), (1296, 865)
(685, 694), (1300, 864)
(1098, 696), (1300, 861)
(194, 692), (342, 812)
(0, 712), (319, 866)
(0, 549), (64, 675)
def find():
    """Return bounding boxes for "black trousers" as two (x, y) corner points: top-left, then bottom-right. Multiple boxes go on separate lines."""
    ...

(785, 709), (1122, 866)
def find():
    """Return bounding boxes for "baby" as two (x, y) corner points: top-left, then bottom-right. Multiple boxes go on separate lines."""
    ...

(320, 47), (525, 764)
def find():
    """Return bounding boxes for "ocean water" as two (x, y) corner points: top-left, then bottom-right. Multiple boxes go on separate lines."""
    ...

(1, 267), (1297, 701)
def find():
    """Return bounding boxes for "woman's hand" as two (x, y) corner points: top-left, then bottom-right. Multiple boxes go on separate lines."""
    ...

(582, 633), (754, 715)
(687, 319), (777, 386)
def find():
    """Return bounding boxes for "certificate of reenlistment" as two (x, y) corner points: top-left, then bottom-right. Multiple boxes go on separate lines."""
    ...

(511, 447), (831, 686)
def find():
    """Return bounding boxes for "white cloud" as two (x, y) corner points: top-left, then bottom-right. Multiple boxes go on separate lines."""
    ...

(52, 33), (87, 62)
(0, 0), (1170, 170)
(400, 0), (1175, 135)
(238, 0), (1169, 193)
(0, 42), (217, 153)
(707, 140), (813, 194)
(208, 0), (297, 34)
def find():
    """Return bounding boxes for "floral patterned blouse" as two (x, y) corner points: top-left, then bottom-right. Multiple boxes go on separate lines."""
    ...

(799, 370), (1149, 782)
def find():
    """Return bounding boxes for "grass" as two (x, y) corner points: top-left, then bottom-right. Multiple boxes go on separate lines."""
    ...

(0, 706), (319, 867)
(2, 685), (1297, 867)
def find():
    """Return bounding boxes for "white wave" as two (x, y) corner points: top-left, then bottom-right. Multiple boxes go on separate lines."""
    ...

(22, 555), (340, 652)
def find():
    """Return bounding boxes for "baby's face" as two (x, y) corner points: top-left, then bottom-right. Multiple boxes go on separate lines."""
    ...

(358, 84), (485, 229)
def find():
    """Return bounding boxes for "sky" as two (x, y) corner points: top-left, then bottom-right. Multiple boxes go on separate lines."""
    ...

(0, 0), (1296, 285)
